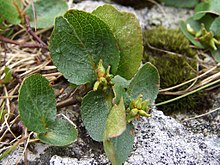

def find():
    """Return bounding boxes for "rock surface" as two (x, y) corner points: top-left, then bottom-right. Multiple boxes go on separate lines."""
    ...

(48, 109), (220, 165)
(2, 108), (220, 164)
(1, 1), (220, 165)
(72, 0), (193, 29)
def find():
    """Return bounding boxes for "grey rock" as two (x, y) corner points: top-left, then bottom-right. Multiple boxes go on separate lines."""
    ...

(72, 0), (193, 29)
(48, 109), (220, 165)
(1, 109), (220, 164)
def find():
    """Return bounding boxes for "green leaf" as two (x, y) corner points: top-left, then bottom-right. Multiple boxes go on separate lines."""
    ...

(179, 20), (204, 49)
(127, 63), (160, 105)
(159, 0), (199, 8)
(49, 10), (120, 85)
(105, 97), (126, 138)
(112, 75), (130, 89)
(208, 0), (220, 15)
(112, 83), (125, 105)
(81, 90), (112, 141)
(211, 45), (220, 63)
(199, 14), (216, 30)
(0, 0), (22, 24)
(37, 119), (77, 146)
(194, 0), (220, 20)
(26, 0), (68, 28)
(18, 74), (56, 133)
(92, 4), (143, 80)
(194, 2), (210, 20)
(111, 75), (131, 106)
(3, 67), (12, 84)
(103, 123), (134, 165)
(210, 17), (220, 37)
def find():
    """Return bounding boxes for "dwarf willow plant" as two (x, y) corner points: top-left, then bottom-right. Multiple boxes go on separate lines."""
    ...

(18, 4), (159, 165)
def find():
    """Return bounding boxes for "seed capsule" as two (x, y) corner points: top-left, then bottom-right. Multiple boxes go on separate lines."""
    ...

(131, 108), (139, 116)
(130, 100), (136, 109)
(97, 59), (105, 78)
(93, 81), (100, 91)
(139, 110), (151, 117)
(134, 94), (143, 109)
(141, 99), (149, 111)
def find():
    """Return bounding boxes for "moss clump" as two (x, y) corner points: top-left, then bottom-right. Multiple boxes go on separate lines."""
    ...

(144, 26), (195, 58)
(147, 53), (197, 88)
(143, 26), (211, 115)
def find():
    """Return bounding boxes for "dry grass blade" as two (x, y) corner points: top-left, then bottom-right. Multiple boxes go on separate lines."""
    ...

(0, 31), (61, 160)
(159, 62), (220, 93)
(184, 107), (220, 121)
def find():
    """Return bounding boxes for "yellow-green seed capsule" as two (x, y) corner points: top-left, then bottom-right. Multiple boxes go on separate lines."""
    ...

(139, 110), (151, 117)
(93, 81), (100, 91)
(141, 99), (149, 111)
(130, 100), (136, 109)
(136, 95), (143, 109)
(131, 108), (139, 116)
(186, 24), (195, 35)
(97, 59), (105, 78)
(100, 77), (107, 85)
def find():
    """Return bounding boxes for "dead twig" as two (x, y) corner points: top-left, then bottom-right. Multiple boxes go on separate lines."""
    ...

(0, 35), (46, 49)
(24, 15), (47, 49)
(56, 85), (90, 109)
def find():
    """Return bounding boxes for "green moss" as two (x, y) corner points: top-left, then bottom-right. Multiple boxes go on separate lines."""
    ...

(143, 26), (211, 115)
(147, 53), (197, 89)
(143, 26), (195, 58)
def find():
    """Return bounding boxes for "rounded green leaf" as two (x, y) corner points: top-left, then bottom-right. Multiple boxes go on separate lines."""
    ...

(49, 10), (120, 85)
(193, 0), (220, 20)
(210, 17), (220, 37)
(26, 0), (68, 28)
(127, 63), (160, 105)
(194, 2), (209, 20)
(103, 123), (134, 165)
(0, 0), (22, 24)
(81, 90), (112, 141)
(37, 119), (77, 146)
(208, 0), (220, 15)
(105, 97), (126, 138)
(93, 4), (143, 80)
(18, 74), (56, 133)
(112, 75), (130, 89)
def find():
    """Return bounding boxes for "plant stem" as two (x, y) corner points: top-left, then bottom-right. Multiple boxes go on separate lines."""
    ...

(156, 78), (220, 106)
(24, 15), (47, 48)
(0, 35), (45, 49)
(56, 85), (90, 109)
